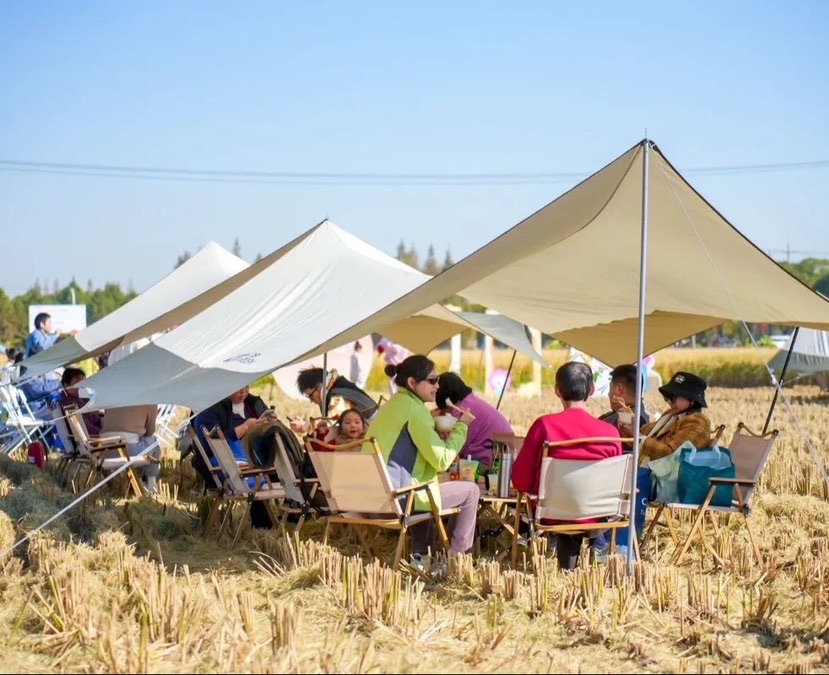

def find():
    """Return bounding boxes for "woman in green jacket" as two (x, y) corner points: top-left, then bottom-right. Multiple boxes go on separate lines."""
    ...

(366, 354), (479, 557)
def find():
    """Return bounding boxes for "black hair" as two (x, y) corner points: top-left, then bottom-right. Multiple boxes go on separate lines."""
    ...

(609, 364), (639, 394)
(435, 372), (472, 410)
(296, 367), (324, 393)
(384, 355), (435, 391)
(353, 341), (362, 351)
(61, 367), (86, 387)
(34, 312), (51, 330)
(555, 361), (594, 402)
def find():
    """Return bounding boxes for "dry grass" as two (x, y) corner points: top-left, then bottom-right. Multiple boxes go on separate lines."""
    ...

(0, 378), (828, 673)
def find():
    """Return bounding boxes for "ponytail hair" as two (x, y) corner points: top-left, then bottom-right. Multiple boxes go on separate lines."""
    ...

(385, 355), (435, 391)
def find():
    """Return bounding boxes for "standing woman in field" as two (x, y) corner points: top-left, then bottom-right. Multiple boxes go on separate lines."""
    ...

(365, 355), (479, 559)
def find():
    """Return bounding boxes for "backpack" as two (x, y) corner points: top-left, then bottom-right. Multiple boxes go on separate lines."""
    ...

(246, 420), (328, 514)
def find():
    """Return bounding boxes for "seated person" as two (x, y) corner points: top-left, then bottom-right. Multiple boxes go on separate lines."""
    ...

(366, 355), (476, 564)
(99, 404), (162, 494)
(313, 408), (368, 449)
(512, 361), (622, 571)
(58, 367), (103, 436)
(192, 385), (274, 476)
(599, 364), (650, 453)
(618, 371), (712, 463)
(18, 372), (61, 416)
(290, 367), (377, 433)
(435, 371), (513, 469)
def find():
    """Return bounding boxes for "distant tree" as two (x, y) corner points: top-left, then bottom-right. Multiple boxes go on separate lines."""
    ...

(232, 238), (242, 257)
(442, 249), (455, 271)
(86, 279), (94, 294)
(254, 252), (263, 263)
(405, 243), (420, 270)
(814, 274), (829, 299)
(51, 278), (59, 294)
(395, 240), (407, 261)
(175, 251), (192, 269)
(423, 245), (440, 276)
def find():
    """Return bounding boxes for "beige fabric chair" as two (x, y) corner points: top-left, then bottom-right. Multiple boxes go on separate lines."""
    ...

(512, 438), (634, 566)
(644, 422), (779, 567)
(64, 410), (151, 498)
(307, 437), (459, 569)
(202, 427), (285, 547)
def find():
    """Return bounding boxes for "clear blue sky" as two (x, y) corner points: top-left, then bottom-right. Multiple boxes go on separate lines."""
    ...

(2, 1), (828, 297)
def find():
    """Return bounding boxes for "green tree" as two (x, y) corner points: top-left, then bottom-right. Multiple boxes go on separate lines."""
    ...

(423, 245), (440, 276)
(814, 274), (829, 298)
(232, 238), (242, 257)
(175, 251), (192, 269)
(442, 249), (455, 271)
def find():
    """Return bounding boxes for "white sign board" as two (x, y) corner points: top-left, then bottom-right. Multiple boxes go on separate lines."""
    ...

(28, 305), (87, 334)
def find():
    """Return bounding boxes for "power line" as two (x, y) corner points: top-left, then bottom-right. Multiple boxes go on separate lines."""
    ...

(0, 157), (828, 186)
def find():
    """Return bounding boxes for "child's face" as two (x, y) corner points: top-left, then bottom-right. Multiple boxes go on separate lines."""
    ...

(341, 413), (365, 439)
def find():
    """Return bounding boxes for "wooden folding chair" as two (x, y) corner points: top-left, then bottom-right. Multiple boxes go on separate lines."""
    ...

(512, 438), (635, 567)
(64, 411), (151, 498)
(203, 427), (286, 547)
(269, 432), (324, 533)
(644, 422), (779, 568)
(307, 437), (459, 569)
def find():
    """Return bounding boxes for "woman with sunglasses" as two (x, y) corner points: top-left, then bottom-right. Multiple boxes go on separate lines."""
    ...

(619, 371), (713, 463)
(365, 355), (478, 560)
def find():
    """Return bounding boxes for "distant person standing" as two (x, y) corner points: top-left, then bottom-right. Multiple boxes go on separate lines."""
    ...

(25, 313), (59, 358)
(350, 341), (368, 390)
(377, 337), (410, 397)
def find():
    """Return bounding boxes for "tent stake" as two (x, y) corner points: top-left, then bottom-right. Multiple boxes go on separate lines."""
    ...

(763, 326), (799, 434)
(496, 349), (517, 411)
(628, 138), (650, 576)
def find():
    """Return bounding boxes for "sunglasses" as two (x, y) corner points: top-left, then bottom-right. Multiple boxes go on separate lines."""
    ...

(662, 393), (676, 403)
(421, 376), (439, 385)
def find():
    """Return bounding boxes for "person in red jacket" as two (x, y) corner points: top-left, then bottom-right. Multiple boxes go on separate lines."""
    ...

(512, 361), (622, 570)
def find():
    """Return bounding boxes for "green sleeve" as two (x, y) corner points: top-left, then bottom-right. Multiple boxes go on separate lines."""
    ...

(408, 404), (468, 473)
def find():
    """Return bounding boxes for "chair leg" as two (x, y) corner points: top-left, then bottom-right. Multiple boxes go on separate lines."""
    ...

(511, 496), (523, 568)
(434, 514), (451, 554)
(393, 526), (408, 569)
(203, 496), (222, 537)
(354, 526), (374, 558)
(672, 488), (716, 566)
(642, 504), (665, 549)
(735, 484), (764, 569)
(323, 519), (332, 545)
(231, 504), (252, 548)
(664, 508), (681, 547)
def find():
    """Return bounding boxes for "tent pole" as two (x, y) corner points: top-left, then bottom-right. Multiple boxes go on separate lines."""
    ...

(321, 352), (328, 417)
(496, 349), (517, 411)
(763, 326), (799, 434)
(627, 139), (650, 576)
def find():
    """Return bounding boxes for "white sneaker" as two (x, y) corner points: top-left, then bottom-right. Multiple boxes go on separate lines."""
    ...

(408, 553), (447, 577)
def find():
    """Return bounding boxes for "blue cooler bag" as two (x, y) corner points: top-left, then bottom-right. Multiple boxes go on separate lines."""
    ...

(677, 446), (735, 507)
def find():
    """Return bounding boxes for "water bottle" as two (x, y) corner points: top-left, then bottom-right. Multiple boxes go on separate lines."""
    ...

(498, 451), (514, 499)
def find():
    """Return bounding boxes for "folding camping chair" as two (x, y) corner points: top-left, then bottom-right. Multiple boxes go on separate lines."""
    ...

(643, 422), (779, 568)
(270, 431), (323, 533)
(307, 437), (460, 569)
(202, 427), (286, 547)
(0, 383), (54, 451)
(511, 439), (635, 567)
(64, 412), (152, 498)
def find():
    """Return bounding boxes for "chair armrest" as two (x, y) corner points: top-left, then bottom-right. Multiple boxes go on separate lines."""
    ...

(391, 480), (435, 496)
(709, 477), (757, 487)
(239, 467), (268, 477)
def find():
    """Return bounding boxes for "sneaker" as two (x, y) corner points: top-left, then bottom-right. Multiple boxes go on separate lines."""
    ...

(590, 540), (610, 564)
(615, 545), (637, 562)
(408, 553), (447, 578)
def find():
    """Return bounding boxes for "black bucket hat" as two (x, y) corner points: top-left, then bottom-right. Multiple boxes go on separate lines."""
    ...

(659, 371), (707, 408)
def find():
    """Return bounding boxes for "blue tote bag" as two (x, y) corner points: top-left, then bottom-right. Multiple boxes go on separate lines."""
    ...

(677, 446), (735, 507)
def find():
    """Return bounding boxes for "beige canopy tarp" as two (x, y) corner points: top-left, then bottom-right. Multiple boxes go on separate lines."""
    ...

(296, 140), (829, 365)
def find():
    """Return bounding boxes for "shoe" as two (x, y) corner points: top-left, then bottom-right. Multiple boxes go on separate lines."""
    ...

(615, 545), (637, 562)
(141, 477), (158, 495)
(408, 553), (447, 577)
(591, 541), (610, 564)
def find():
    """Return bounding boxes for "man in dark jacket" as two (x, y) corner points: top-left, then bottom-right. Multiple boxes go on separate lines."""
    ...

(191, 385), (278, 528)
(599, 364), (649, 453)
(295, 367), (377, 418)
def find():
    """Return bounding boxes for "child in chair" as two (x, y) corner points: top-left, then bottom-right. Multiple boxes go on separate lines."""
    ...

(332, 408), (367, 446)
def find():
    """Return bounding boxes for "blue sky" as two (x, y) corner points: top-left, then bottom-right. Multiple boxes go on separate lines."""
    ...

(2, 1), (828, 296)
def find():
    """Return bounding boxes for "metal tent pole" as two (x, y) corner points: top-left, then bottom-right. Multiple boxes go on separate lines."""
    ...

(627, 139), (650, 575)
(496, 349), (517, 411)
(763, 326), (800, 434)
(321, 352), (329, 417)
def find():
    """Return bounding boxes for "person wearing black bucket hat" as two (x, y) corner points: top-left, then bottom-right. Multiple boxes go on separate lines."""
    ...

(618, 370), (713, 464)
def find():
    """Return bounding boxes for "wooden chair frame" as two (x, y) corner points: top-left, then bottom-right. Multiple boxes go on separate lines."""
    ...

(307, 436), (459, 569)
(202, 426), (286, 548)
(643, 422), (778, 568)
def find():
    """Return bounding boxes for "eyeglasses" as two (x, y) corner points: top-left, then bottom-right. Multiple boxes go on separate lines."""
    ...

(662, 393), (676, 403)
(305, 385), (321, 400)
(422, 376), (439, 385)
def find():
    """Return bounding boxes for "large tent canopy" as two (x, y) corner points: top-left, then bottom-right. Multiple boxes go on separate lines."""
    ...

(82, 221), (546, 411)
(19, 242), (249, 379)
(293, 140), (829, 366)
(768, 329), (829, 378)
